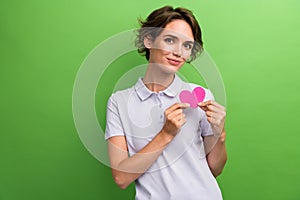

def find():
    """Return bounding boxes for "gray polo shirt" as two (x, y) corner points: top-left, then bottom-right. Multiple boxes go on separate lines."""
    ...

(105, 75), (223, 200)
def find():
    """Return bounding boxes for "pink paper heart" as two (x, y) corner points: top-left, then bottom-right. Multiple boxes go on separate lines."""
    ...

(179, 87), (206, 108)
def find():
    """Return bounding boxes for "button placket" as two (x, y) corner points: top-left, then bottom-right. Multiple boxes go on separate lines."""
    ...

(157, 93), (164, 122)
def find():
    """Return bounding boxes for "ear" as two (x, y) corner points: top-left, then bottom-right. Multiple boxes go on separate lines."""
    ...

(143, 35), (153, 49)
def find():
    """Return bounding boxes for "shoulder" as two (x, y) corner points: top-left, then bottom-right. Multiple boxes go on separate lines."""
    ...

(108, 86), (134, 104)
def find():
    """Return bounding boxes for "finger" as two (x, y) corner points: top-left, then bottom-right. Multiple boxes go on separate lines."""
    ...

(203, 109), (226, 126)
(204, 105), (225, 114)
(198, 100), (225, 110)
(167, 108), (183, 119)
(198, 100), (213, 107)
(205, 104), (226, 119)
(207, 116), (217, 125)
(211, 101), (225, 110)
(179, 102), (190, 109)
(178, 117), (187, 126)
(175, 113), (186, 121)
(169, 113), (186, 124)
(169, 110), (185, 121)
(199, 105), (209, 112)
(170, 117), (185, 129)
(207, 116), (223, 127)
(166, 103), (189, 115)
(199, 104), (225, 115)
(206, 111), (219, 119)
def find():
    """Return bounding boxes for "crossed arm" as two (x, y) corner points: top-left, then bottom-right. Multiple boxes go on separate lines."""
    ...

(108, 131), (172, 189)
(108, 103), (187, 189)
(107, 101), (227, 189)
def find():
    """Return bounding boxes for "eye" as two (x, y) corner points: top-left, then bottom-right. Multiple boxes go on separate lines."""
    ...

(164, 38), (174, 44)
(183, 42), (193, 50)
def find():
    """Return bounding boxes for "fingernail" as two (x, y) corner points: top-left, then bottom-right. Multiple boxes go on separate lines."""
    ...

(184, 103), (190, 107)
(198, 102), (203, 106)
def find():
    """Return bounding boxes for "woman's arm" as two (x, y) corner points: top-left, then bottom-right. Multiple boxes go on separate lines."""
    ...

(204, 130), (227, 177)
(108, 132), (171, 189)
(108, 103), (188, 189)
(199, 100), (228, 177)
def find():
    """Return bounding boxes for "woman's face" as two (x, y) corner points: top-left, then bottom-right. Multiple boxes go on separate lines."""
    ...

(147, 19), (194, 73)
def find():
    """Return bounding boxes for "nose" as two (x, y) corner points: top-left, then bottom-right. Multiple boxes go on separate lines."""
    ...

(172, 44), (182, 57)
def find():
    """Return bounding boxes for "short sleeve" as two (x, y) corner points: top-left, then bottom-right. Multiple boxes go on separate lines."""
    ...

(200, 89), (215, 137)
(204, 88), (215, 102)
(104, 94), (125, 140)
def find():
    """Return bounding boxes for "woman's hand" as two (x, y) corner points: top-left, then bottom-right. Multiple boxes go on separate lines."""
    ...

(161, 103), (189, 137)
(198, 100), (226, 136)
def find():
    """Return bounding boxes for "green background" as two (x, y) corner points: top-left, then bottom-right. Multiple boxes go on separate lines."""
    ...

(1, 0), (300, 199)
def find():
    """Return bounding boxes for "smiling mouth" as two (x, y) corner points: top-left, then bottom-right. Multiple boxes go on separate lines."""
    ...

(167, 58), (181, 66)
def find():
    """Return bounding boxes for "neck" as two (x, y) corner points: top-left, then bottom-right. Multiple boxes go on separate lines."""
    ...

(143, 63), (175, 92)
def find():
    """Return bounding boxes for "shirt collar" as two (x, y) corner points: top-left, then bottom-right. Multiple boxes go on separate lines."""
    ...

(163, 74), (182, 97)
(134, 78), (153, 101)
(134, 74), (183, 101)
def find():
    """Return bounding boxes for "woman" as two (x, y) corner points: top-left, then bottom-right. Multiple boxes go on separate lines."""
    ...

(105, 5), (227, 200)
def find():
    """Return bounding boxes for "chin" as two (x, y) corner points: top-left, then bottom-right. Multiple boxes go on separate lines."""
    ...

(160, 63), (183, 74)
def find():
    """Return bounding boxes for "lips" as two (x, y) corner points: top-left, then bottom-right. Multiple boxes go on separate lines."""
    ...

(167, 58), (182, 66)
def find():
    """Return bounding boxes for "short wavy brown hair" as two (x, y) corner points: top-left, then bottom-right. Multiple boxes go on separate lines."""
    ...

(135, 6), (203, 63)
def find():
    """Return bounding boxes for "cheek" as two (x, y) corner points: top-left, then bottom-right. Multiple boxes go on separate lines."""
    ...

(161, 49), (172, 56)
(151, 48), (171, 58)
(182, 50), (192, 60)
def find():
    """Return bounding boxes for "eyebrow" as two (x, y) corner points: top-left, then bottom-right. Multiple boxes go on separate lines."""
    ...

(163, 34), (194, 43)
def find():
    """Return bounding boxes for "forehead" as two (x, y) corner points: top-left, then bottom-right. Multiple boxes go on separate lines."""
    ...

(161, 19), (194, 41)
